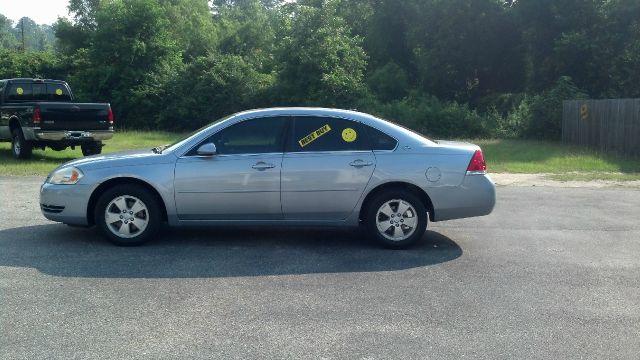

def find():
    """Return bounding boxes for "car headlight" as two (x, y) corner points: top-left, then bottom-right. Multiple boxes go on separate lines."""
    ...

(48, 167), (84, 185)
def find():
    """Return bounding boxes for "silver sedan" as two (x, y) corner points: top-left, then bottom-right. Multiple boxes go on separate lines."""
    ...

(40, 108), (496, 248)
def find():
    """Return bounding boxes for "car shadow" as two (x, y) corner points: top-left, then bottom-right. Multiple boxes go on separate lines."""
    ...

(0, 224), (462, 278)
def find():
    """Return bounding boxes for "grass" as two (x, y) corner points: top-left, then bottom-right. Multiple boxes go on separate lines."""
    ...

(1, 133), (639, 181)
(0, 131), (184, 177)
(474, 139), (640, 180)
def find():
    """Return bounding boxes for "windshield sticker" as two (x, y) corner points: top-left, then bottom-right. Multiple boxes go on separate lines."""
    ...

(55, 89), (63, 96)
(299, 124), (332, 148)
(342, 128), (357, 143)
(16, 87), (23, 95)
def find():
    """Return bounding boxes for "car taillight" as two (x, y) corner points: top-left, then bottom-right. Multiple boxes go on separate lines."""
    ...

(466, 150), (487, 175)
(108, 107), (114, 125)
(32, 107), (41, 125)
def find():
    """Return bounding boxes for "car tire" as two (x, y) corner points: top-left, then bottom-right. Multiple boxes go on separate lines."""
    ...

(95, 184), (162, 246)
(81, 141), (103, 156)
(364, 190), (427, 249)
(11, 129), (33, 159)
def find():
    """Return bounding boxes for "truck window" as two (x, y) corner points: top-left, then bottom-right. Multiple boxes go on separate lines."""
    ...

(47, 83), (72, 101)
(4, 82), (72, 102)
(33, 84), (47, 101)
(6, 83), (32, 101)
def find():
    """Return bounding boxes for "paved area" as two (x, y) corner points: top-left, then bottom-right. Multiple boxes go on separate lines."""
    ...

(1, 177), (639, 359)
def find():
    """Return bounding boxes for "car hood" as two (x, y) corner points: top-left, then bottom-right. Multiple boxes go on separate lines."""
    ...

(58, 148), (176, 171)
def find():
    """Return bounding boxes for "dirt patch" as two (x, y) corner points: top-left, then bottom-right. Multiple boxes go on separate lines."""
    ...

(491, 173), (640, 188)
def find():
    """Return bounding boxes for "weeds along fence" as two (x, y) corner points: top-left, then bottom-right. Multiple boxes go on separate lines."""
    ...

(563, 99), (640, 157)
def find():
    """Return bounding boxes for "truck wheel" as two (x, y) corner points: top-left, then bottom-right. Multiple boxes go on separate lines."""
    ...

(81, 141), (103, 156)
(11, 129), (33, 159)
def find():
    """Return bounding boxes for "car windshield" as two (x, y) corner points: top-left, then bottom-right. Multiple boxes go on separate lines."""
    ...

(152, 115), (234, 154)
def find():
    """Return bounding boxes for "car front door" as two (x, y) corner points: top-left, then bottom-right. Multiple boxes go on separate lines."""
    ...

(281, 116), (376, 221)
(174, 116), (289, 220)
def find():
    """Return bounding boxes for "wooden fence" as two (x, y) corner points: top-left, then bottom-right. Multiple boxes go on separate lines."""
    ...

(563, 99), (640, 157)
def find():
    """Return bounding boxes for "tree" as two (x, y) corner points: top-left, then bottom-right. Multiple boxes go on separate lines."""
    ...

(162, 0), (218, 60)
(275, 0), (368, 107)
(0, 14), (18, 49)
(213, 0), (281, 72)
(71, 0), (183, 128)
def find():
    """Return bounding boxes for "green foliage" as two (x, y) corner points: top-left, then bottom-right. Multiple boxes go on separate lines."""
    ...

(1, 0), (638, 138)
(523, 77), (589, 140)
(158, 54), (275, 130)
(367, 61), (409, 102)
(0, 48), (68, 79)
(0, 16), (56, 51)
(363, 93), (490, 139)
(488, 77), (589, 140)
(69, 0), (184, 128)
(275, 0), (368, 107)
(0, 14), (18, 49)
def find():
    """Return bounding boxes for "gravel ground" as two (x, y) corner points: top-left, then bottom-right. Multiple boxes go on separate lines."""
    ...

(1, 176), (639, 359)
(491, 173), (640, 188)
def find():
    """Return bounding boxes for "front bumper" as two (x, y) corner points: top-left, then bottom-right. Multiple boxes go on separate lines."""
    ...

(40, 182), (94, 226)
(35, 130), (114, 142)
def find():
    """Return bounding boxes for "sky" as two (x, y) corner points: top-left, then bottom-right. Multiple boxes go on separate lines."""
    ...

(1, 0), (70, 25)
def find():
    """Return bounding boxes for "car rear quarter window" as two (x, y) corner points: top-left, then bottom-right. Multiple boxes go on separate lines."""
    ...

(205, 117), (289, 155)
(290, 116), (369, 152)
(364, 125), (398, 150)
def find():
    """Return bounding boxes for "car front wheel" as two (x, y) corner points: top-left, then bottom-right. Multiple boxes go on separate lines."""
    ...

(364, 190), (427, 249)
(95, 184), (161, 246)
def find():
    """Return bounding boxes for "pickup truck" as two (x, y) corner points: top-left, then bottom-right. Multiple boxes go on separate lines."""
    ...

(0, 78), (114, 159)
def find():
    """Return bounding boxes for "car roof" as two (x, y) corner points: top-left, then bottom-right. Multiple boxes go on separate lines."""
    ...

(232, 107), (390, 127)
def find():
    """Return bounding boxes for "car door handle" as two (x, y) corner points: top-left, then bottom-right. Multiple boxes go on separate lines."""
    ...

(252, 162), (276, 170)
(349, 160), (374, 168)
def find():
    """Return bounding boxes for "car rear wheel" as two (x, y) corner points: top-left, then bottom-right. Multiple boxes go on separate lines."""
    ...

(95, 184), (161, 246)
(11, 129), (33, 159)
(364, 190), (427, 249)
(81, 141), (103, 156)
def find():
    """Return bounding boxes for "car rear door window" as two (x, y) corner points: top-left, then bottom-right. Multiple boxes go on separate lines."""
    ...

(207, 117), (289, 155)
(290, 116), (369, 152)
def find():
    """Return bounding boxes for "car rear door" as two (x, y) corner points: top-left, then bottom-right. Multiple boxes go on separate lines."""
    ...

(281, 116), (376, 221)
(174, 116), (289, 220)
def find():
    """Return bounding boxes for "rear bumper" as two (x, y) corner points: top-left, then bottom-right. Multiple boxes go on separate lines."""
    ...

(432, 174), (496, 222)
(40, 182), (93, 226)
(34, 129), (113, 142)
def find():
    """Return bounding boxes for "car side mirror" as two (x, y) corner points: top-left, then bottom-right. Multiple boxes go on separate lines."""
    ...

(197, 143), (217, 156)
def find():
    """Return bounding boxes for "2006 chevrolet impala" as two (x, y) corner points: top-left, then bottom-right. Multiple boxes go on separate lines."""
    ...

(40, 108), (496, 248)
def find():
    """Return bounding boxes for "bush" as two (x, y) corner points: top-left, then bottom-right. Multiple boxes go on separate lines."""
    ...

(157, 54), (274, 131)
(483, 77), (589, 140)
(360, 93), (491, 139)
(524, 76), (588, 140)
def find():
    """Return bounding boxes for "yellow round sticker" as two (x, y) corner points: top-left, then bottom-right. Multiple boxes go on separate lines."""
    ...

(342, 128), (357, 143)
(55, 89), (63, 96)
(16, 87), (23, 95)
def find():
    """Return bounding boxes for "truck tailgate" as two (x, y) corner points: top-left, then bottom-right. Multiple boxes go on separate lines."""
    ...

(37, 102), (111, 131)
